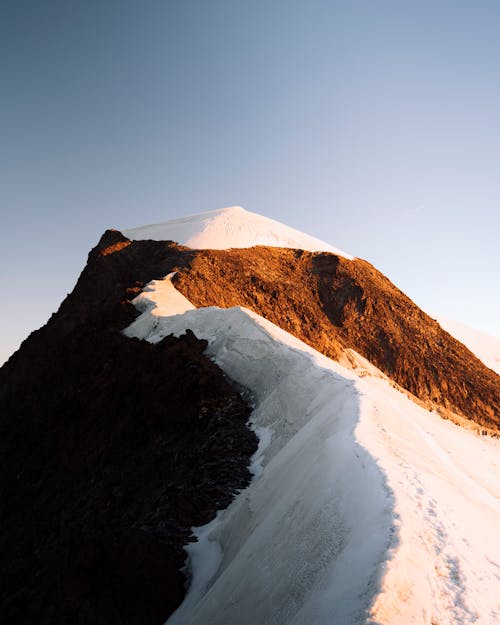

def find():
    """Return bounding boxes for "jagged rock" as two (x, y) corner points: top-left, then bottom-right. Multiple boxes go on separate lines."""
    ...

(0, 231), (256, 625)
(172, 246), (499, 429)
(1, 224), (498, 624)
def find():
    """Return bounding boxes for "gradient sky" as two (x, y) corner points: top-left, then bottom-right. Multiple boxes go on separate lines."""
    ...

(1, 0), (499, 364)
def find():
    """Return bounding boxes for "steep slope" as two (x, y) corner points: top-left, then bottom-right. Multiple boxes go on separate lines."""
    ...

(119, 207), (499, 430)
(2, 207), (498, 624)
(0, 231), (256, 625)
(172, 246), (499, 430)
(125, 278), (500, 625)
(436, 316), (500, 375)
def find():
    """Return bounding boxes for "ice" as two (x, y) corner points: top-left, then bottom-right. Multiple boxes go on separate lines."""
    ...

(120, 206), (352, 258)
(124, 276), (500, 625)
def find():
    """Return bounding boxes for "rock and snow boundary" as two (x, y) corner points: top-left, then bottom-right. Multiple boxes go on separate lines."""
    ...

(125, 280), (392, 625)
(121, 206), (353, 259)
(436, 316), (500, 376)
(125, 276), (500, 625)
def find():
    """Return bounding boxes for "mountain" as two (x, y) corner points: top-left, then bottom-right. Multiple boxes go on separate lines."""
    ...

(129, 276), (500, 625)
(168, 244), (498, 432)
(1, 206), (499, 625)
(0, 232), (257, 624)
(121, 205), (352, 257)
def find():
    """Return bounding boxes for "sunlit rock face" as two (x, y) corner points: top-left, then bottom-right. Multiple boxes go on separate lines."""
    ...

(170, 245), (499, 431)
(1, 207), (499, 625)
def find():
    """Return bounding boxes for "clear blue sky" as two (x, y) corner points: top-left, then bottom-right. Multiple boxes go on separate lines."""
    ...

(1, 0), (499, 364)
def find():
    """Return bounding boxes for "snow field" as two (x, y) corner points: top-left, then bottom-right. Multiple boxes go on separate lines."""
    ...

(124, 276), (500, 625)
(126, 295), (393, 625)
(121, 206), (353, 258)
(358, 378), (500, 624)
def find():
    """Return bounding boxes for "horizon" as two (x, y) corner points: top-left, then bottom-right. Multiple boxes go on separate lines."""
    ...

(1, 1), (499, 364)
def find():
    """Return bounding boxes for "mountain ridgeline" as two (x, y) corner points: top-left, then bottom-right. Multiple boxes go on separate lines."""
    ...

(0, 231), (257, 625)
(46, 225), (498, 432)
(1, 211), (499, 625)
(171, 244), (499, 431)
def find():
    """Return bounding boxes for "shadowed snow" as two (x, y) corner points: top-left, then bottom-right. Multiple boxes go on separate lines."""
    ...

(125, 286), (393, 625)
(124, 276), (500, 625)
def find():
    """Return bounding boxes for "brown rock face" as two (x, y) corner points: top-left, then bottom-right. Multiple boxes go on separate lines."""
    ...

(1, 228), (498, 623)
(171, 246), (499, 430)
(0, 231), (257, 625)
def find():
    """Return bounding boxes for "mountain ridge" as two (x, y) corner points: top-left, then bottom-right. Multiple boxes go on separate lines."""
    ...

(126, 260), (500, 625)
(1, 209), (499, 624)
(170, 244), (499, 431)
(0, 229), (257, 625)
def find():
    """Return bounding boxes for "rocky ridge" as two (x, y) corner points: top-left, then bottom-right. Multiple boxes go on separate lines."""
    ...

(0, 230), (257, 625)
(172, 245), (499, 431)
(1, 225), (499, 624)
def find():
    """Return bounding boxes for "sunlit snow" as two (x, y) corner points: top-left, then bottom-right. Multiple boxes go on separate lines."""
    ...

(124, 276), (500, 625)
(128, 272), (194, 318)
(436, 316), (500, 375)
(121, 206), (352, 258)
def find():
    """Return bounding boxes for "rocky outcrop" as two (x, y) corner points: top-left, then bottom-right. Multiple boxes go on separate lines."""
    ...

(172, 246), (499, 430)
(2, 227), (498, 623)
(0, 231), (256, 625)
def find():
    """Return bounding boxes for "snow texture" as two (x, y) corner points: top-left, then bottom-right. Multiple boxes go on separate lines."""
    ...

(120, 206), (353, 258)
(128, 272), (194, 318)
(125, 276), (500, 625)
(436, 316), (500, 375)
(126, 288), (390, 625)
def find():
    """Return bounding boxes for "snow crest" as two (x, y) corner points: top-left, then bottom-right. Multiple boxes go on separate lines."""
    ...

(120, 206), (352, 258)
(126, 281), (392, 624)
(124, 276), (500, 625)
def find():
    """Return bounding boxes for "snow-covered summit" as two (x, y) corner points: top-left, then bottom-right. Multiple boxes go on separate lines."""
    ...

(121, 206), (352, 258)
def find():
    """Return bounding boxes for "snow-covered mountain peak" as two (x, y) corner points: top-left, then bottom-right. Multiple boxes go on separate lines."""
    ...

(121, 206), (353, 258)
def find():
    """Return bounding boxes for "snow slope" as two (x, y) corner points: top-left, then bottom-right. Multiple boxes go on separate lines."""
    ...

(436, 316), (500, 375)
(125, 277), (500, 625)
(121, 206), (352, 258)
(125, 285), (392, 625)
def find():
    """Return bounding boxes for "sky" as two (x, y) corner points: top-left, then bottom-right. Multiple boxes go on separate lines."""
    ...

(1, 0), (499, 364)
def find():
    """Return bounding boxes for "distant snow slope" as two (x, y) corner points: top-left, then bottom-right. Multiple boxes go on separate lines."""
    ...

(436, 316), (500, 375)
(121, 206), (352, 258)
(126, 277), (500, 625)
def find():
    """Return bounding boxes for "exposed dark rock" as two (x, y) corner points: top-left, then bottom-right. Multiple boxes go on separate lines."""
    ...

(2, 226), (499, 624)
(0, 231), (256, 625)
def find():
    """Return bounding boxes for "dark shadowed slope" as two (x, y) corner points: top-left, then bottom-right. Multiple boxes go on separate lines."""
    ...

(0, 231), (256, 625)
(1, 225), (498, 623)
